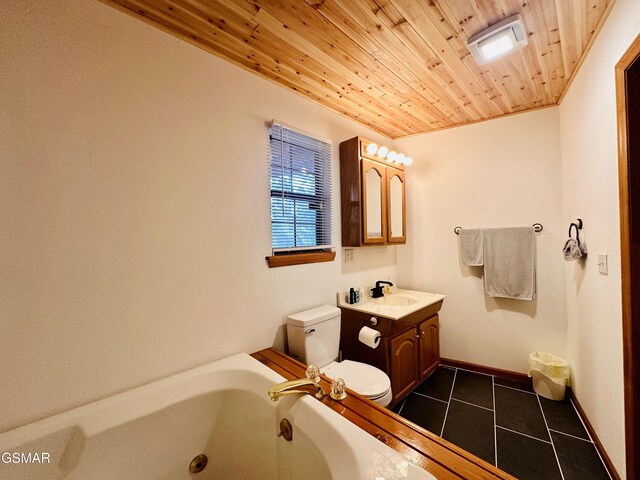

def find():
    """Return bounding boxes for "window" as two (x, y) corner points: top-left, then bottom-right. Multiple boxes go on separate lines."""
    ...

(266, 123), (335, 267)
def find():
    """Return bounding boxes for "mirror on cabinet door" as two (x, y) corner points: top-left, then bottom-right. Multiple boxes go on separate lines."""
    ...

(387, 170), (406, 243)
(363, 160), (386, 243)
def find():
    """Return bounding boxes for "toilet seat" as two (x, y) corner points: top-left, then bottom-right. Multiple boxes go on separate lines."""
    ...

(322, 360), (391, 402)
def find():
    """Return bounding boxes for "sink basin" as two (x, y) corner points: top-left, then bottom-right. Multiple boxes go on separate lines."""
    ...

(337, 288), (446, 320)
(374, 295), (417, 306)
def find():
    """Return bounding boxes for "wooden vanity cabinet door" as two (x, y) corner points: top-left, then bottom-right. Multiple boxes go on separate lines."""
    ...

(390, 328), (419, 404)
(419, 315), (440, 381)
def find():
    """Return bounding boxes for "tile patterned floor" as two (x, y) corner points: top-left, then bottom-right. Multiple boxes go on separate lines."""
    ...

(391, 366), (611, 480)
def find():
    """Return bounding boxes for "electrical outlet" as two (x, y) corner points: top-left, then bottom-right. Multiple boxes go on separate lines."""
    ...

(597, 253), (608, 275)
(344, 249), (354, 263)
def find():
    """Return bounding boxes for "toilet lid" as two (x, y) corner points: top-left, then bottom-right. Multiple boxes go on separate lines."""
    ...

(323, 360), (391, 398)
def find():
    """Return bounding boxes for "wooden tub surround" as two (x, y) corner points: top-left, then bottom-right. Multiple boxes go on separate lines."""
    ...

(252, 348), (516, 480)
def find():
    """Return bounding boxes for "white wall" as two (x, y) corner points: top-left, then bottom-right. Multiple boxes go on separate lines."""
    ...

(0, 0), (397, 432)
(3, 1), (636, 473)
(395, 108), (567, 374)
(559, 0), (640, 475)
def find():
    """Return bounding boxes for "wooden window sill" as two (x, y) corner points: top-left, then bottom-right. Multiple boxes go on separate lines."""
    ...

(266, 251), (336, 268)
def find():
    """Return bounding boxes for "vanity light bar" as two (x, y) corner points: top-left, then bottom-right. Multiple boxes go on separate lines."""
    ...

(365, 143), (413, 166)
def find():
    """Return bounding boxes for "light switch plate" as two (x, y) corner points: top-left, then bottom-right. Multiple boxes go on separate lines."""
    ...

(344, 249), (354, 263)
(598, 253), (608, 275)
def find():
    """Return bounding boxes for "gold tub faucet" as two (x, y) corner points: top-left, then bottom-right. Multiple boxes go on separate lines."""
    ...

(268, 377), (325, 401)
(268, 364), (325, 401)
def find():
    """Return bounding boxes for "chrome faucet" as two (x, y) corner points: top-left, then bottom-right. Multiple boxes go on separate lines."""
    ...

(268, 377), (325, 401)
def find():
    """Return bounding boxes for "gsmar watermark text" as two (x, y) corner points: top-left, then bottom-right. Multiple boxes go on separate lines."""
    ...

(2, 452), (50, 464)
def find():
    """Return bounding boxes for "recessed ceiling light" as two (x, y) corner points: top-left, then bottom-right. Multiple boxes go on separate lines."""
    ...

(467, 14), (527, 65)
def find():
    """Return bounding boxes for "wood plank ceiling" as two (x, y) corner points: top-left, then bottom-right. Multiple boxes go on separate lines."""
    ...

(101, 0), (614, 138)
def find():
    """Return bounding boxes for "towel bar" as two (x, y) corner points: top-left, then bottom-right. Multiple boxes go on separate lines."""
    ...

(454, 223), (543, 235)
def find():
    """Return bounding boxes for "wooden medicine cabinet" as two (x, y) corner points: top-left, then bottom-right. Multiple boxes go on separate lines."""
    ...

(340, 137), (406, 246)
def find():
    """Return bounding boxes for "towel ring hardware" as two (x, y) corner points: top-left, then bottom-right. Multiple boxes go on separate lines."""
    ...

(454, 223), (543, 235)
(568, 218), (583, 237)
(568, 218), (584, 248)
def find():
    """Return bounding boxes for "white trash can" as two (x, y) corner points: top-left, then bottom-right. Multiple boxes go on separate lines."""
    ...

(528, 352), (570, 401)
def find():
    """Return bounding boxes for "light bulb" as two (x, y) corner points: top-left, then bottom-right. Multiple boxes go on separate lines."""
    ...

(387, 151), (398, 162)
(397, 153), (406, 164)
(366, 143), (378, 155)
(378, 146), (389, 158)
(403, 156), (413, 166)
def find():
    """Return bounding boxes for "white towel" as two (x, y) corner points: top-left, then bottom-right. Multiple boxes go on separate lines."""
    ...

(562, 238), (582, 261)
(458, 229), (483, 266)
(483, 227), (536, 300)
(563, 227), (587, 261)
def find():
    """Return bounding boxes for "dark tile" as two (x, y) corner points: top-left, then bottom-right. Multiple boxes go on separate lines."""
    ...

(390, 398), (405, 415)
(539, 397), (589, 440)
(415, 366), (456, 401)
(551, 431), (610, 480)
(496, 427), (562, 480)
(451, 370), (494, 409)
(495, 385), (549, 441)
(494, 376), (534, 393)
(442, 399), (495, 465)
(400, 393), (448, 435)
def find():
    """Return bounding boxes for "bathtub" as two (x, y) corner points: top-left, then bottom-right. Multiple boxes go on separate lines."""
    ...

(0, 353), (435, 479)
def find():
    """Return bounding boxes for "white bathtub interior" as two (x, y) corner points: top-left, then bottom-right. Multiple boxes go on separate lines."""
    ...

(0, 353), (435, 480)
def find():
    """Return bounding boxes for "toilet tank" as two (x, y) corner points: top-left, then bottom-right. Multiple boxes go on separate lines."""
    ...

(286, 305), (341, 368)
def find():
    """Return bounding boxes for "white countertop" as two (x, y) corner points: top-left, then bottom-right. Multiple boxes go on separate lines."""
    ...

(337, 288), (446, 320)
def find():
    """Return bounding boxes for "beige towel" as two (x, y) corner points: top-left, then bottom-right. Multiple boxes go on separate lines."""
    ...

(459, 229), (483, 266)
(483, 227), (536, 300)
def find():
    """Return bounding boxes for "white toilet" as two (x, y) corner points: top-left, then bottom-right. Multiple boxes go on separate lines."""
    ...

(286, 305), (392, 407)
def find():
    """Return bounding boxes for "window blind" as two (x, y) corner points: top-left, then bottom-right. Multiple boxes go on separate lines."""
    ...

(269, 123), (332, 253)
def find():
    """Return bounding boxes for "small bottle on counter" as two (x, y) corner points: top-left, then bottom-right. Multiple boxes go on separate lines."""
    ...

(349, 287), (356, 304)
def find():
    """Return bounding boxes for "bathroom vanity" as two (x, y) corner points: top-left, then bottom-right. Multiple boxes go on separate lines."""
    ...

(338, 289), (445, 406)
